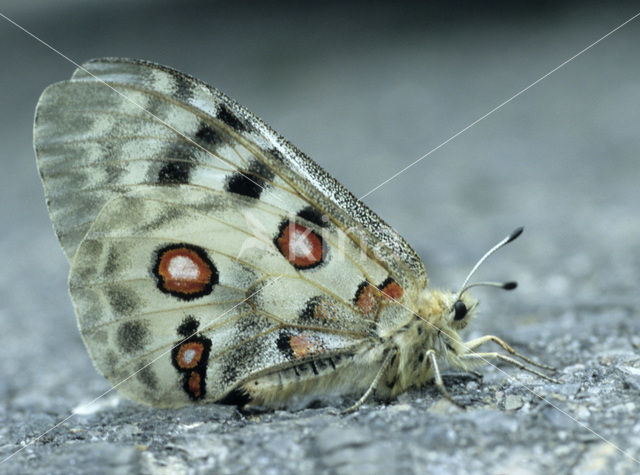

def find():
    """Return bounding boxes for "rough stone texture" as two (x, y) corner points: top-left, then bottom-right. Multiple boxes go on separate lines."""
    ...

(1, 1), (639, 474)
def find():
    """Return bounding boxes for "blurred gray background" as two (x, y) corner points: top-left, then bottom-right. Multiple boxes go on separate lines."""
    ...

(1, 1), (639, 474)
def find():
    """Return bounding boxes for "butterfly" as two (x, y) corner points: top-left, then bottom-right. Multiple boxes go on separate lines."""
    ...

(34, 58), (555, 411)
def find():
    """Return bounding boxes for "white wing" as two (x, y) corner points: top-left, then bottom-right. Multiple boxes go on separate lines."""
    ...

(34, 58), (426, 406)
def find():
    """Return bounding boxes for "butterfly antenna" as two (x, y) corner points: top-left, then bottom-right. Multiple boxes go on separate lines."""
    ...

(457, 227), (523, 298)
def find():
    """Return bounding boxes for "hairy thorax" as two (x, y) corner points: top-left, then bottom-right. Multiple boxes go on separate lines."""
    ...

(378, 288), (477, 398)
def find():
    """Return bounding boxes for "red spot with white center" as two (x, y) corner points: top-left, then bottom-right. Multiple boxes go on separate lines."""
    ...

(275, 222), (324, 269)
(176, 342), (204, 369)
(154, 244), (218, 299)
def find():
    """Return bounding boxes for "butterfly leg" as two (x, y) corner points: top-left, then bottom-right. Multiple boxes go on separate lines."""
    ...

(463, 335), (555, 371)
(425, 349), (465, 409)
(342, 348), (397, 414)
(459, 352), (560, 383)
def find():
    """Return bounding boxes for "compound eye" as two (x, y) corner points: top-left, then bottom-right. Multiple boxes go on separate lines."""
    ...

(453, 300), (467, 321)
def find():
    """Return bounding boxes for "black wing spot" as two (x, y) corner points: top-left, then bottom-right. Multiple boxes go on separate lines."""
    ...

(299, 296), (322, 322)
(225, 159), (274, 199)
(217, 104), (247, 132)
(136, 365), (159, 390)
(276, 330), (293, 358)
(116, 321), (150, 353)
(156, 144), (197, 185)
(106, 285), (139, 316)
(104, 246), (120, 278)
(195, 121), (223, 147)
(297, 206), (328, 228)
(225, 172), (263, 199)
(157, 161), (191, 184)
(177, 316), (200, 337)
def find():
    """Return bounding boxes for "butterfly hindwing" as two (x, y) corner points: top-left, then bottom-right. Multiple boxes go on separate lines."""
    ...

(36, 58), (424, 406)
(69, 186), (404, 405)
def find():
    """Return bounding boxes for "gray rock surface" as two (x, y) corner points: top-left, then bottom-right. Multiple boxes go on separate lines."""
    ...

(1, 1), (639, 474)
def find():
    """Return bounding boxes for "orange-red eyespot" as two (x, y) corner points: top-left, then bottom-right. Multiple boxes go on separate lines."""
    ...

(171, 319), (212, 401)
(153, 244), (218, 300)
(175, 342), (204, 369)
(275, 222), (324, 269)
(354, 282), (379, 315)
(187, 372), (202, 399)
(289, 334), (323, 358)
(379, 278), (403, 301)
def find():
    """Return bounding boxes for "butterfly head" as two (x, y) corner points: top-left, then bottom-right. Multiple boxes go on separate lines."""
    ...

(447, 292), (479, 331)
(415, 288), (478, 332)
(440, 227), (524, 331)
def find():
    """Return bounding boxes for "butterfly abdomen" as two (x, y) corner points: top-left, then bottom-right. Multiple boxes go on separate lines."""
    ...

(223, 346), (391, 409)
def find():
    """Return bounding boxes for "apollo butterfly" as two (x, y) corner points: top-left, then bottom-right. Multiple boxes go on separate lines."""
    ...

(34, 58), (555, 411)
